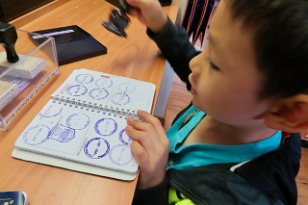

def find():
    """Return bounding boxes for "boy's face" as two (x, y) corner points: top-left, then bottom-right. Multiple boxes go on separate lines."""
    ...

(189, 0), (272, 127)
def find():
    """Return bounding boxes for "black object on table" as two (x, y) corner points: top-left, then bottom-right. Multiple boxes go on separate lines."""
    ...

(29, 25), (107, 65)
(102, 0), (131, 37)
(103, 0), (172, 37)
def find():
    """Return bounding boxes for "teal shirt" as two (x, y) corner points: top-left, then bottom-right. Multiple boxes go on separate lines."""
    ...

(166, 105), (282, 170)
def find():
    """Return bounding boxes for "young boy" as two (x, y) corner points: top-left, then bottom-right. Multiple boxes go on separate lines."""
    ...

(124, 0), (308, 204)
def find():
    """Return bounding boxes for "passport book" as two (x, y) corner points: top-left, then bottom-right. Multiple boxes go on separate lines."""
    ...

(12, 68), (156, 180)
(0, 191), (27, 205)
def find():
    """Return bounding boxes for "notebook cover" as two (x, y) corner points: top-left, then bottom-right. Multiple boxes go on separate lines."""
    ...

(29, 25), (107, 65)
(12, 148), (137, 181)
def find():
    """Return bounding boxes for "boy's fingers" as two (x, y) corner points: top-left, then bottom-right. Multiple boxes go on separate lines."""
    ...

(126, 0), (167, 33)
(126, 123), (163, 157)
(137, 110), (159, 125)
(131, 140), (148, 165)
(125, 126), (144, 141)
(125, 126), (156, 152)
(137, 110), (168, 143)
(127, 117), (155, 132)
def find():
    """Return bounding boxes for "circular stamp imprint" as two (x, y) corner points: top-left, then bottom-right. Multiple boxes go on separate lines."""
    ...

(84, 137), (110, 159)
(94, 118), (118, 136)
(66, 113), (90, 130)
(109, 144), (134, 166)
(75, 74), (94, 84)
(118, 83), (136, 93)
(67, 85), (88, 96)
(119, 129), (132, 145)
(95, 78), (113, 89)
(111, 93), (130, 106)
(39, 104), (63, 118)
(89, 88), (109, 100)
(23, 125), (50, 145)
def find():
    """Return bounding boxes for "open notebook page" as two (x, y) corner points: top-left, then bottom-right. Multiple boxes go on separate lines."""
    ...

(51, 68), (156, 113)
(14, 68), (156, 175)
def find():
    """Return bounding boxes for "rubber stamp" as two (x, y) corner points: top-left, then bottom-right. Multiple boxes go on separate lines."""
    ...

(0, 22), (45, 79)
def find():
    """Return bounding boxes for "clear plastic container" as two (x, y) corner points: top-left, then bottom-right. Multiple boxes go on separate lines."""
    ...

(0, 29), (59, 131)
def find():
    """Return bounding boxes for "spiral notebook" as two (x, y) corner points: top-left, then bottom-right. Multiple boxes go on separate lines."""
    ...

(12, 68), (156, 180)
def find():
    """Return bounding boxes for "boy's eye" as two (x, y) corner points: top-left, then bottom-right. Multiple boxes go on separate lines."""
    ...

(206, 58), (220, 70)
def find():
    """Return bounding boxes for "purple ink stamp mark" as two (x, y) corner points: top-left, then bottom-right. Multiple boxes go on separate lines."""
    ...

(66, 113), (90, 130)
(89, 88), (109, 100)
(95, 78), (113, 89)
(23, 125), (50, 145)
(119, 129), (132, 145)
(39, 104), (63, 118)
(109, 144), (134, 166)
(75, 74), (94, 84)
(67, 85), (88, 96)
(118, 83), (136, 93)
(111, 93), (130, 106)
(94, 118), (118, 136)
(84, 137), (110, 159)
(49, 124), (75, 143)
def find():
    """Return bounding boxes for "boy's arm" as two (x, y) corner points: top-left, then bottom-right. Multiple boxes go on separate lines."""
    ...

(125, 111), (170, 204)
(127, 0), (199, 89)
(147, 18), (199, 89)
(132, 178), (168, 205)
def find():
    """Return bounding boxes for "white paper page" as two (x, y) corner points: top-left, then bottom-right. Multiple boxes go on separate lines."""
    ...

(52, 69), (156, 113)
(15, 99), (138, 174)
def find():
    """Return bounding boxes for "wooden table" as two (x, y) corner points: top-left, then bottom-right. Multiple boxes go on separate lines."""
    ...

(0, 0), (179, 204)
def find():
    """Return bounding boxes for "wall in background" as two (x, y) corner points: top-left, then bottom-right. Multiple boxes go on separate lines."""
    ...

(0, 0), (53, 22)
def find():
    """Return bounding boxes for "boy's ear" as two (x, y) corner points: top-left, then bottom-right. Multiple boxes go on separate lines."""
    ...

(263, 94), (308, 133)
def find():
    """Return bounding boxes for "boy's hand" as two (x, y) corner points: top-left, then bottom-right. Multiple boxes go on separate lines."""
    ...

(126, 0), (168, 33)
(125, 110), (169, 189)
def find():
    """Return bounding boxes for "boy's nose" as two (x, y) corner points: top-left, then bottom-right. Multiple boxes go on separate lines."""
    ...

(189, 55), (201, 74)
(188, 60), (199, 86)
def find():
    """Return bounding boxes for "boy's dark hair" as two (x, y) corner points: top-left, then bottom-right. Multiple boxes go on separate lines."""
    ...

(227, 0), (308, 99)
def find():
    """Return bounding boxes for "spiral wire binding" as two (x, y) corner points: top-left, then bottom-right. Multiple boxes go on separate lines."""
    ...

(51, 94), (138, 119)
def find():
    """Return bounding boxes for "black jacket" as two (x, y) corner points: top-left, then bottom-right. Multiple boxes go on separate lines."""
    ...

(132, 19), (301, 205)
